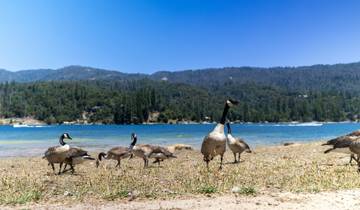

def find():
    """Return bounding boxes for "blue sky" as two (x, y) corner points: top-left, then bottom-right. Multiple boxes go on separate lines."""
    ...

(0, 0), (360, 73)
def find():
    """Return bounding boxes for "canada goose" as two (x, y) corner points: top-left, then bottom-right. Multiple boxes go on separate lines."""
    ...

(43, 133), (72, 174)
(226, 122), (252, 163)
(322, 131), (360, 164)
(348, 140), (360, 172)
(324, 136), (360, 172)
(132, 135), (176, 168)
(95, 133), (137, 168)
(62, 147), (95, 174)
(201, 99), (238, 170)
(149, 146), (177, 166)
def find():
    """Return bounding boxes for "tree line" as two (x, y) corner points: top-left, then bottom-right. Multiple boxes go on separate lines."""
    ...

(0, 79), (358, 124)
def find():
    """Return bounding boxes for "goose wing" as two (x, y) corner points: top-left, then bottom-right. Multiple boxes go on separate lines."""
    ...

(149, 145), (175, 158)
(350, 139), (360, 154)
(347, 130), (360, 137)
(332, 136), (358, 149)
(323, 130), (360, 146)
(108, 146), (131, 157)
(235, 138), (251, 149)
(66, 147), (88, 158)
(45, 145), (69, 156)
(323, 135), (357, 146)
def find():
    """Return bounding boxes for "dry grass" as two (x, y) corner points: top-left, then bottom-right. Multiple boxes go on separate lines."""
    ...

(1, 142), (360, 206)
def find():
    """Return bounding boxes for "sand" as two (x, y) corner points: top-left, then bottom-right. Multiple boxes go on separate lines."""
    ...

(7, 189), (360, 210)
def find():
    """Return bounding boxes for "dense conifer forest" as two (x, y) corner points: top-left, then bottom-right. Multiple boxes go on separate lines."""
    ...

(0, 78), (358, 124)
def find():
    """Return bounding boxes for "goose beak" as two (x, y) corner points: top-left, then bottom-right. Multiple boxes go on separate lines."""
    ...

(229, 99), (239, 105)
(227, 99), (239, 107)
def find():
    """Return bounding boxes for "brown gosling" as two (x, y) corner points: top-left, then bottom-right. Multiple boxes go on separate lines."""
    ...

(96, 133), (137, 168)
(226, 122), (252, 163)
(132, 135), (177, 168)
(201, 99), (238, 170)
(43, 133), (72, 174)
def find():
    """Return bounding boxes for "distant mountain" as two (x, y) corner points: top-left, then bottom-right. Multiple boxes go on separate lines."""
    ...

(149, 62), (360, 92)
(3, 62), (360, 93)
(0, 66), (145, 83)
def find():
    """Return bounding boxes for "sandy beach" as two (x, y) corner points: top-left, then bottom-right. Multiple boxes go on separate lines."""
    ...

(1, 141), (360, 209)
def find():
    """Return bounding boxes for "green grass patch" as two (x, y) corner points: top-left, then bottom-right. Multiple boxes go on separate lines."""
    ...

(3, 190), (42, 205)
(238, 186), (257, 196)
(198, 185), (217, 194)
(103, 190), (129, 201)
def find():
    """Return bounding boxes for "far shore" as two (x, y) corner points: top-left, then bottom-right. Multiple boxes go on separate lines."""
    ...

(1, 117), (360, 126)
(1, 141), (360, 209)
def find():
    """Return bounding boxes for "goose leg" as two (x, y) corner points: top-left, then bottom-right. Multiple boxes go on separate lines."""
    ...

(115, 159), (121, 168)
(62, 163), (68, 173)
(356, 157), (360, 173)
(203, 156), (210, 170)
(58, 162), (63, 175)
(50, 163), (55, 173)
(233, 152), (237, 163)
(143, 157), (148, 168)
(219, 155), (223, 170)
(70, 164), (75, 174)
(238, 153), (241, 162)
(350, 154), (356, 165)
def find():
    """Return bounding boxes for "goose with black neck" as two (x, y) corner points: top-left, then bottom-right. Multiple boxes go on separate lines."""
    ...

(201, 99), (239, 170)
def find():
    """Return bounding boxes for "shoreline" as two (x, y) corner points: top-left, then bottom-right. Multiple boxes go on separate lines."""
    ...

(1, 117), (360, 126)
(1, 141), (360, 209)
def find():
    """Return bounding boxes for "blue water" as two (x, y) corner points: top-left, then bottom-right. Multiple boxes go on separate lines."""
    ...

(1, 122), (360, 157)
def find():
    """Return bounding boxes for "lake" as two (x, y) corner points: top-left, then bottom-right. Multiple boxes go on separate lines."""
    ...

(0, 122), (359, 157)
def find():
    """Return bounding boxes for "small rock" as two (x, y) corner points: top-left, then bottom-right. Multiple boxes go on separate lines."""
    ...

(231, 187), (241, 193)
(128, 190), (139, 201)
(283, 142), (294, 146)
(64, 191), (73, 196)
(163, 189), (175, 194)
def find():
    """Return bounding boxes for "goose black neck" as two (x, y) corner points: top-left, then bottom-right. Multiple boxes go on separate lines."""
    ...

(220, 103), (230, 125)
(130, 136), (137, 149)
(59, 136), (66, 146)
(226, 123), (232, 134)
(98, 152), (106, 161)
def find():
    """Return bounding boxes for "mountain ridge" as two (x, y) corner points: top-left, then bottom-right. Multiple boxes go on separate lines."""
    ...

(1, 62), (360, 92)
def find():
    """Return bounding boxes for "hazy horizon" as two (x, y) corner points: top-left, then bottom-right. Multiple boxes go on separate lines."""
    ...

(3, 60), (360, 74)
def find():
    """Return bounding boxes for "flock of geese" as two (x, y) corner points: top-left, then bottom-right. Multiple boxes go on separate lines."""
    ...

(43, 99), (252, 174)
(42, 98), (360, 174)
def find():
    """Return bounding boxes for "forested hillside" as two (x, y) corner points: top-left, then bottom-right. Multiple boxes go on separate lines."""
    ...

(0, 79), (358, 124)
(3, 62), (360, 94)
(1, 62), (360, 123)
